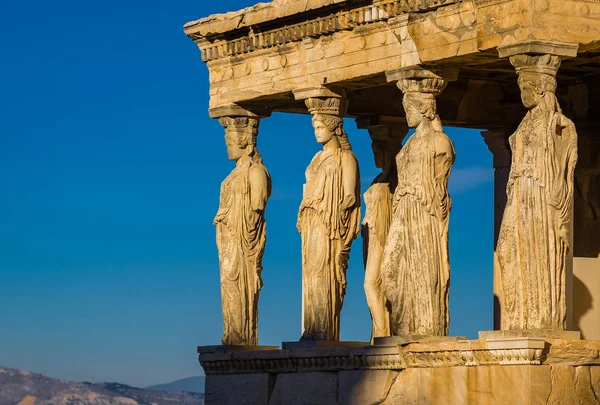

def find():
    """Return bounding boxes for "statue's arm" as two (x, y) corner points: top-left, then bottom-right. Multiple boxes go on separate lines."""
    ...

(434, 134), (455, 162)
(552, 113), (578, 229)
(433, 134), (455, 220)
(341, 152), (359, 210)
(249, 167), (269, 213)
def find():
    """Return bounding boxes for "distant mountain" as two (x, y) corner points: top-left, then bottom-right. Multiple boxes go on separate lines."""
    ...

(0, 367), (204, 405)
(146, 376), (205, 393)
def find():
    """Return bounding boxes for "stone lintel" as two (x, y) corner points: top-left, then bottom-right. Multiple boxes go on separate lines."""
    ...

(292, 86), (346, 101)
(373, 335), (467, 346)
(497, 40), (579, 59)
(282, 340), (369, 350)
(208, 104), (271, 119)
(385, 65), (459, 83)
(479, 329), (582, 340)
(198, 344), (280, 354)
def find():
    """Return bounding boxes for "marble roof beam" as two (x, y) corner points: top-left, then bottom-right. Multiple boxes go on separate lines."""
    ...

(186, 0), (600, 111)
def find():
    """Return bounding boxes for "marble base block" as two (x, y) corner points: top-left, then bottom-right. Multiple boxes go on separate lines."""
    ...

(197, 344), (280, 354)
(205, 373), (272, 405)
(479, 329), (581, 340)
(199, 334), (600, 405)
(373, 335), (467, 346)
(282, 340), (369, 350)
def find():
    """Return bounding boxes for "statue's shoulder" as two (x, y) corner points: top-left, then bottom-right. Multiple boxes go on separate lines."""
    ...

(341, 148), (359, 162)
(435, 131), (452, 145)
(555, 112), (576, 130)
(433, 130), (455, 157)
(249, 161), (270, 179)
(433, 129), (451, 142)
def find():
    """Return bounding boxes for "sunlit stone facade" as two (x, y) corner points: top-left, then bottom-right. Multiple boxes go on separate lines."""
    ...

(185, 1), (600, 403)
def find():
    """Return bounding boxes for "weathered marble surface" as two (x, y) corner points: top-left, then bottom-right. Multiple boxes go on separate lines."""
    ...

(205, 373), (271, 405)
(200, 338), (600, 405)
(381, 73), (455, 336)
(185, 0), (600, 110)
(496, 52), (578, 331)
(215, 116), (271, 345)
(297, 96), (361, 341)
(361, 122), (407, 340)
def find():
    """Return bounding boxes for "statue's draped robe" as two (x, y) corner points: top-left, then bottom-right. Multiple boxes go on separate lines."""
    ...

(214, 160), (270, 345)
(362, 174), (395, 338)
(298, 148), (361, 341)
(497, 106), (577, 330)
(382, 128), (454, 336)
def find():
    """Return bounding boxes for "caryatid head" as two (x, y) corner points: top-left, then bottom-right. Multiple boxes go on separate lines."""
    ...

(218, 117), (259, 161)
(510, 54), (561, 109)
(306, 97), (352, 150)
(397, 78), (446, 129)
(369, 128), (404, 169)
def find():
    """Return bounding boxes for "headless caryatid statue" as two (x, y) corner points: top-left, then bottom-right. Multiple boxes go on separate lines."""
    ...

(297, 97), (361, 341)
(214, 116), (271, 345)
(381, 77), (455, 336)
(497, 54), (578, 330)
(362, 124), (406, 340)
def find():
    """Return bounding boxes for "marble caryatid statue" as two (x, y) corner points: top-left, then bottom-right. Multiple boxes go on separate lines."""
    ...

(297, 97), (361, 341)
(214, 116), (271, 345)
(381, 78), (455, 336)
(497, 54), (578, 330)
(362, 125), (406, 340)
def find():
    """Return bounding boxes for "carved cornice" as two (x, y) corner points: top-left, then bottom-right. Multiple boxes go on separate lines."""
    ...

(497, 40), (579, 59)
(486, 338), (546, 365)
(187, 0), (458, 63)
(191, 1), (399, 63)
(197, 338), (599, 375)
(199, 349), (407, 375)
(398, 0), (456, 11)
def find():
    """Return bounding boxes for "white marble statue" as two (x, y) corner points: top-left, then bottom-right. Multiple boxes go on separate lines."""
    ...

(298, 97), (361, 341)
(382, 78), (455, 336)
(497, 55), (578, 330)
(362, 125), (405, 340)
(214, 116), (271, 345)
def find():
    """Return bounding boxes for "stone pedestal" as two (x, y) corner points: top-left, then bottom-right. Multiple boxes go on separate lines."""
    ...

(373, 335), (467, 346)
(478, 329), (581, 340)
(282, 341), (369, 350)
(198, 345), (280, 355)
(198, 336), (600, 405)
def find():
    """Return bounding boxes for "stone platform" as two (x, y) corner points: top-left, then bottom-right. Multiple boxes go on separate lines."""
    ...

(198, 336), (600, 405)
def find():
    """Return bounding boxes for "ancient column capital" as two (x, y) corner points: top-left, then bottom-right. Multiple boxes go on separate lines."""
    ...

(209, 104), (270, 139)
(208, 103), (272, 119)
(216, 115), (260, 137)
(294, 86), (348, 117)
(385, 65), (459, 93)
(497, 40), (578, 60)
(481, 129), (512, 169)
(293, 86), (346, 101)
(498, 41), (579, 89)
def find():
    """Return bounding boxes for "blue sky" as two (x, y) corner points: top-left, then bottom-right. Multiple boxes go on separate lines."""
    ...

(0, 0), (493, 387)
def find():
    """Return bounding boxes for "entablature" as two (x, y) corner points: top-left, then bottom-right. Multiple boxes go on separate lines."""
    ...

(184, 0), (600, 127)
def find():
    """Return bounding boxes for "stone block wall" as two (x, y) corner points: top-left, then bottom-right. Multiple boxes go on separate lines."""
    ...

(201, 338), (600, 405)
